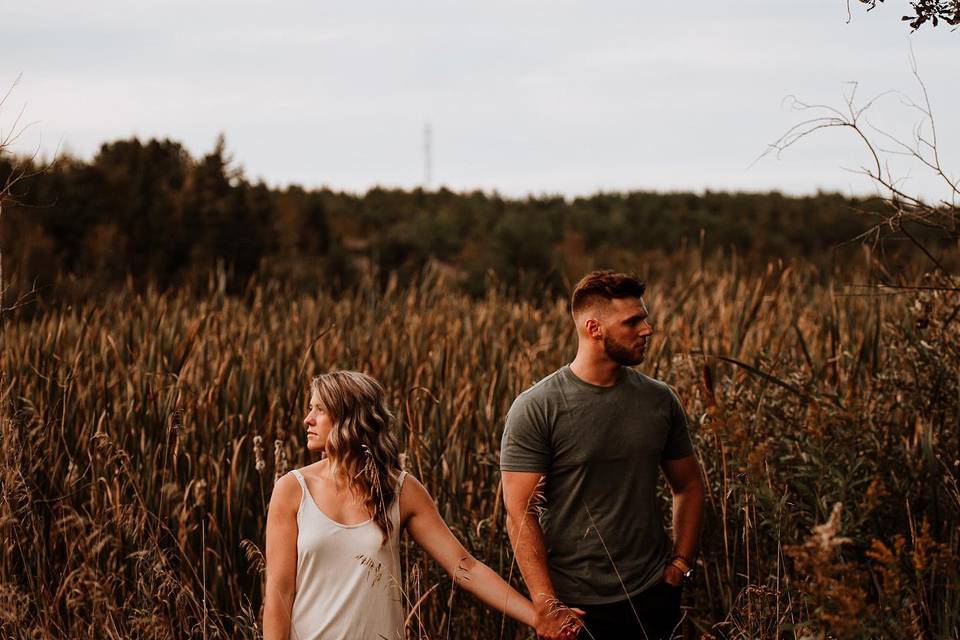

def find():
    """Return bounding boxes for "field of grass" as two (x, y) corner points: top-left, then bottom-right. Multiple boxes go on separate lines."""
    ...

(1, 256), (958, 639)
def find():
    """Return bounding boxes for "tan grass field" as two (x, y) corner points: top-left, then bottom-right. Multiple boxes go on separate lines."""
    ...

(1, 257), (957, 639)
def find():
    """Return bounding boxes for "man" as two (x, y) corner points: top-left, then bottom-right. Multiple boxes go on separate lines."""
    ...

(500, 270), (705, 640)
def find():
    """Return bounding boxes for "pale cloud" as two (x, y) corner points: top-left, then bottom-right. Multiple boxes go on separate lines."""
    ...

(3, 0), (957, 201)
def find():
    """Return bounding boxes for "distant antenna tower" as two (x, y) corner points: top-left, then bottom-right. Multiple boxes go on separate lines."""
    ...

(423, 122), (432, 189)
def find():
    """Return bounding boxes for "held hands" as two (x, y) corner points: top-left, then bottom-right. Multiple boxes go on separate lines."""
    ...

(533, 596), (585, 640)
(662, 563), (685, 587)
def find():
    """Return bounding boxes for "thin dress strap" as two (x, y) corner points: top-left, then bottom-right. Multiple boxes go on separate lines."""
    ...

(290, 468), (307, 488)
(290, 469), (308, 510)
(392, 470), (409, 527)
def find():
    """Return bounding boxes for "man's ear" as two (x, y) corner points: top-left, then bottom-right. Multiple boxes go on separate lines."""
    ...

(584, 317), (603, 340)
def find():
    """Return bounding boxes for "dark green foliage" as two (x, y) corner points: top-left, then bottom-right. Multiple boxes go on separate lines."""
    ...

(0, 135), (933, 305)
(857, 0), (960, 30)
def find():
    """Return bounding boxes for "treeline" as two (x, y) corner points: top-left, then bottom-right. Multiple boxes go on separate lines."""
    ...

(2, 136), (892, 301)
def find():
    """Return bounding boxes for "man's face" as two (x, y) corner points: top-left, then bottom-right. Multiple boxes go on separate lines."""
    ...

(598, 297), (653, 366)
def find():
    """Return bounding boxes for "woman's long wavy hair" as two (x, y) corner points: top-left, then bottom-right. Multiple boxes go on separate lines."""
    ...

(310, 371), (402, 544)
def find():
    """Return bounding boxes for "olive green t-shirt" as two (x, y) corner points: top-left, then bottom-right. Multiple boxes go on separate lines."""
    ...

(499, 364), (694, 605)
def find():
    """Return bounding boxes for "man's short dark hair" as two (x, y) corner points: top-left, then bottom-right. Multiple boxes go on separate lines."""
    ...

(571, 270), (646, 315)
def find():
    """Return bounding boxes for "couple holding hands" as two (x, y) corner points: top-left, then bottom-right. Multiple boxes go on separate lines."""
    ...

(263, 270), (706, 640)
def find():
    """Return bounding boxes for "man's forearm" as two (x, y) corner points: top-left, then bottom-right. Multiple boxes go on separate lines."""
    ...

(505, 511), (558, 607)
(671, 486), (705, 561)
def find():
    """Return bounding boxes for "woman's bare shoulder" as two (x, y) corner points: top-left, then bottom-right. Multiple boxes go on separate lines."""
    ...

(399, 470), (426, 492)
(398, 472), (435, 517)
(268, 472), (303, 515)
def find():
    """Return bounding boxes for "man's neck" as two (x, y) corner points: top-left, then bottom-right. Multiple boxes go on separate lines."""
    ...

(569, 351), (622, 387)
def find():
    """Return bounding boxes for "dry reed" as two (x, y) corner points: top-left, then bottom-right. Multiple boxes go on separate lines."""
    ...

(1, 257), (957, 639)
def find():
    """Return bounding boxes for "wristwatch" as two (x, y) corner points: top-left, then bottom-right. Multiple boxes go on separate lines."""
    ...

(669, 556), (695, 584)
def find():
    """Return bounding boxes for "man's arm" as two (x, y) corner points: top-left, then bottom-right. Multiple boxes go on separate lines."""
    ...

(502, 471), (582, 640)
(659, 454), (705, 585)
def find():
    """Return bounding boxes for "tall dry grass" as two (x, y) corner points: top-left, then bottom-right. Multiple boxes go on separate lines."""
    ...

(1, 255), (957, 639)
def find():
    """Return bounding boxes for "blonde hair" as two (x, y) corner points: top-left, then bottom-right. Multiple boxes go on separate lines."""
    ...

(310, 371), (402, 544)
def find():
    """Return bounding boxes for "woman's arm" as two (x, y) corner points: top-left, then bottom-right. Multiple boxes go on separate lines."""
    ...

(400, 474), (536, 628)
(262, 473), (300, 640)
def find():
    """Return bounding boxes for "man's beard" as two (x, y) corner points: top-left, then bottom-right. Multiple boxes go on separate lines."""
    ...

(603, 334), (645, 366)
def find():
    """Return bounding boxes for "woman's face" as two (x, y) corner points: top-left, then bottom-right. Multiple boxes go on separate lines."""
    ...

(303, 393), (334, 453)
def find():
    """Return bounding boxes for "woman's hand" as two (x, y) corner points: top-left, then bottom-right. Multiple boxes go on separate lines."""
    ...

(532, 600), (585, 639)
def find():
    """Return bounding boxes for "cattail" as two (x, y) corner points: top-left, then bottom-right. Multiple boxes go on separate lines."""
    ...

(194, 479), (207, 509)
(171, 406), (183, 460)
(252, 435), (265, 472)
(274, 439), (288, 481)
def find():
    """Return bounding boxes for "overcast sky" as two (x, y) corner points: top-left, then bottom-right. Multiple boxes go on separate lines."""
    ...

(3, 1), (958, 200)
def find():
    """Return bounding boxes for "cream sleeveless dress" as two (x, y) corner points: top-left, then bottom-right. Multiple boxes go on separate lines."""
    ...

(288, 468), (407, 640)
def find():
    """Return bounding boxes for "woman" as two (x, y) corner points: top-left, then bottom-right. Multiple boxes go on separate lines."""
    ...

(262, 370), (540, 640)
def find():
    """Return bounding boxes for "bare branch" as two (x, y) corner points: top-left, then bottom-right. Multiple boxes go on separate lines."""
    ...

(1, 75), (52, 318)
(761, 50), (957, 291)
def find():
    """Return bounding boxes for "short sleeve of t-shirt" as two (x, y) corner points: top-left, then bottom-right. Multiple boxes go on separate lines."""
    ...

(661, 387), (694, 461)
(500, 392), (551, 473)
